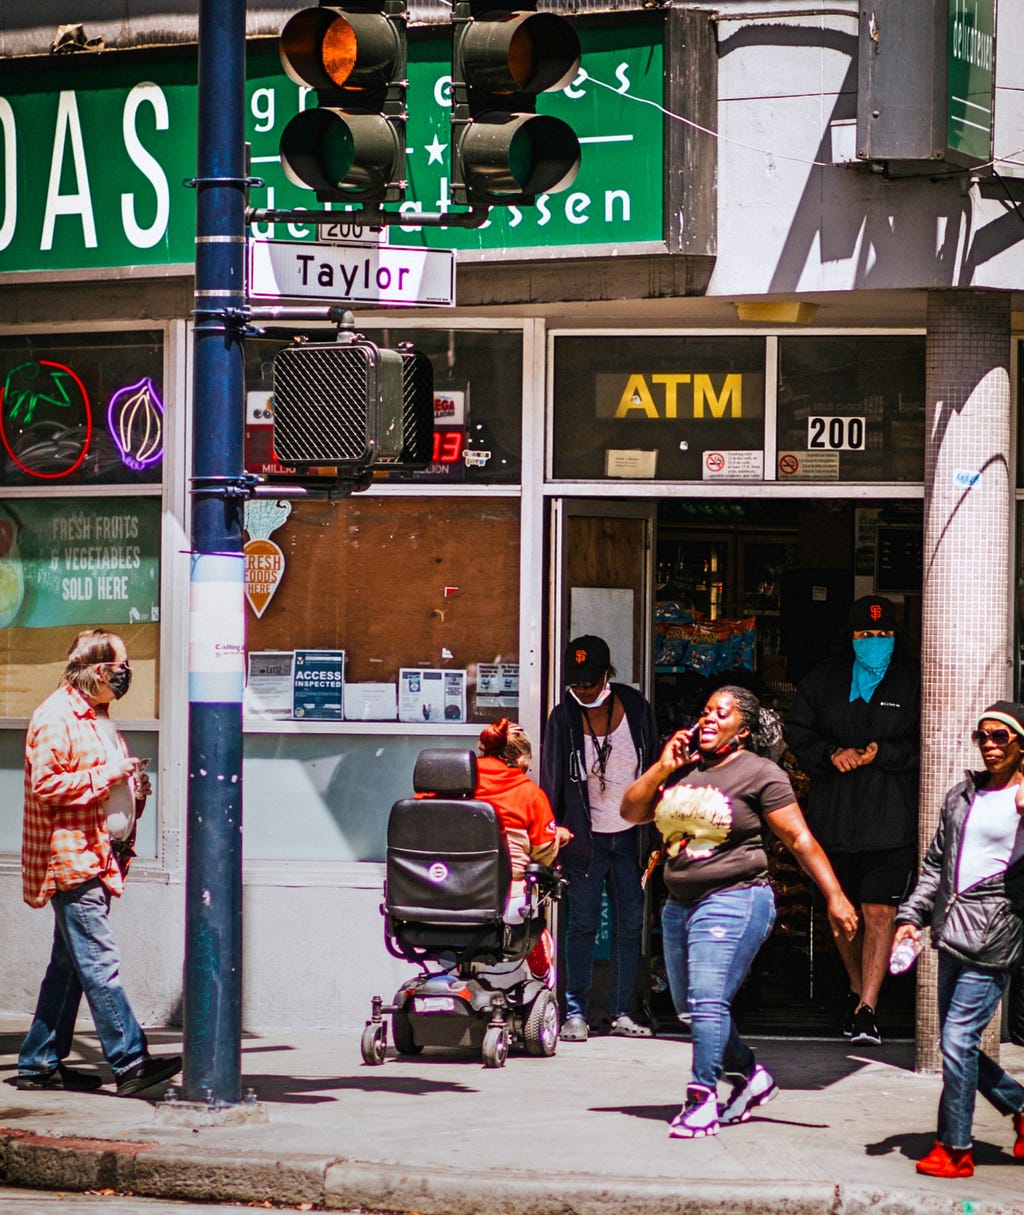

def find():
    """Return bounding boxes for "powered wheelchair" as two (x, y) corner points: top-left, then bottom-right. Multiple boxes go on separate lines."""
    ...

(361, 748), (564, 1068)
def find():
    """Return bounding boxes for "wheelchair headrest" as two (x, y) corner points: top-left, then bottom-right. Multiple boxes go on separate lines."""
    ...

(413, 748), (478, 797)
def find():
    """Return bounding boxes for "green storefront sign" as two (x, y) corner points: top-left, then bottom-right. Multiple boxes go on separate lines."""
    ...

(947, 0), (995, 164)
(0, 21), (663, 274)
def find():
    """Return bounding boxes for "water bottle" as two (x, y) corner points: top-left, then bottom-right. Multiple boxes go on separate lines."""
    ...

(889, 935), (922, 975)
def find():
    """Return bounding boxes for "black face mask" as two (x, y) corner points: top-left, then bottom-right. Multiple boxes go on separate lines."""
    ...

(106, 666), (132, 700)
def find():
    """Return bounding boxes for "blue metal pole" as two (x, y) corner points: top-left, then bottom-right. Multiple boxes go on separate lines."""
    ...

(183, 0), (248, 1105)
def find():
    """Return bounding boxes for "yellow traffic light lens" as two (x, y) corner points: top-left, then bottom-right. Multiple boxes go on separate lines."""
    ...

(508, 26), (534, 90)
(322, 17), (358, 88)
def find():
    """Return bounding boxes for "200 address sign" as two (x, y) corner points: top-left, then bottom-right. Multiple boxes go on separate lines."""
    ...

(807, 416), (865, 451)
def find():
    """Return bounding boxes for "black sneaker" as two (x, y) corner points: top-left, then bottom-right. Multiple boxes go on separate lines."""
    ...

(850, 1004), (881, 1046)
(842, 990), (860, 1038)
(115, 1054), (182, 1097)
(12, 1063), (104, 1092)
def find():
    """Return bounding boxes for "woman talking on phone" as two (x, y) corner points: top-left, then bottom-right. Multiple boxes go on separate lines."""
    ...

(621, 685), (858, 1140)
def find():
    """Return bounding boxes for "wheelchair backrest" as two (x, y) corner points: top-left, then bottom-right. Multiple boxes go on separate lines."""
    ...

(385, 749), (512, 924)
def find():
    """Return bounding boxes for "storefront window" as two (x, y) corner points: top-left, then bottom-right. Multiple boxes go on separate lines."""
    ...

(776, 336), (925, 482)
(245, 327), (523, 486)
(552, 336), (766, 481)
(0, 331), (164, 487)
(243, 496), (520, 727)
(0, 497), (161, 718)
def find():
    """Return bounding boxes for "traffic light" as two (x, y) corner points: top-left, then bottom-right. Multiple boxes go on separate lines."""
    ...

(271, 338), (404, 473)
(450, 1), (581, 207)
(278, 2), (407, 204)
(388, 345), (435, 473)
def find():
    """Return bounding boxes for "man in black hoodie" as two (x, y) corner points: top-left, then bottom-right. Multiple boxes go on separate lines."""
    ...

(540, 635), (659, 1042)
(784, 594), (920, 1047)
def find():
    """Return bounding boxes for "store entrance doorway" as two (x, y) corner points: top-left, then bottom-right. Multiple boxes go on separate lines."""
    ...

(550, 494), (922, 1039)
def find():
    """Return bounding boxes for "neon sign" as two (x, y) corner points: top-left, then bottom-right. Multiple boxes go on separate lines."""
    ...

(108, 378), (164, 470)
(0, 360), (92, 479)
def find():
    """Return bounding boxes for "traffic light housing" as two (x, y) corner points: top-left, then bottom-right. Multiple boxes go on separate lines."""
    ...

(272, 338), (405, 473)
(450, 1), (581, 207)
(278, 2), (407, 204)
(389, 345), (435, 473)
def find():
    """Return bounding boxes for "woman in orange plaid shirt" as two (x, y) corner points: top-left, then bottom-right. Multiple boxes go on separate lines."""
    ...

(15, 629), (181, 1097)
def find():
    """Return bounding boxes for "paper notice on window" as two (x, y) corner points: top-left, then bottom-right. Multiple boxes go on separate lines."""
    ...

(399, 668), (467, 723)
(292, 650), (345, 721)
(476, 662), (519, 709)
(605, 449), (658, 478)
(244, 650), (294, 719)
(343, 682), (398, 721)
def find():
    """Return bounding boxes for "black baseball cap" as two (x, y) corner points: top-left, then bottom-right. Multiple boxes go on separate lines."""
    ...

(564, 635), (610, 685)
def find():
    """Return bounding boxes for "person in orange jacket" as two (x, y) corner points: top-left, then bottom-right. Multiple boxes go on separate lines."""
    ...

(476, 719), (572, 979)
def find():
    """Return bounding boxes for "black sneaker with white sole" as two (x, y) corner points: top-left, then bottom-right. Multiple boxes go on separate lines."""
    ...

(849, 1004), (881, 1046)
(842, 990), (859, 1038)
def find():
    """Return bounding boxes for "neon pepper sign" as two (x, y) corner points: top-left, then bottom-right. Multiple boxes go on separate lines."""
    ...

(0, 360), (93, 479)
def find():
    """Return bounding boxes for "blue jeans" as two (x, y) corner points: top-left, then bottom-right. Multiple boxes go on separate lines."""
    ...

(19, 879), (149, 1079)
(661, 884), (776, 1091)
(563, 828), (645, 1021)
(936, 953), (1024, 1150)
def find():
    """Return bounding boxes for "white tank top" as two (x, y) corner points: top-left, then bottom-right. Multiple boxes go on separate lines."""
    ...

(94, 715), (136, 842)
(586, 714), (637, 834)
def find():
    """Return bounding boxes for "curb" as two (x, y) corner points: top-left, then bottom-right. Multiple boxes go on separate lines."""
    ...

(0, 1129), (331, 1207)
(3, 1130), (1024, 1215)
(323, 1163), (841, 1215)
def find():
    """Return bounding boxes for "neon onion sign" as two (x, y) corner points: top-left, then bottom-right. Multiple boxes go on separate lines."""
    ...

(108, 378), (164, 470)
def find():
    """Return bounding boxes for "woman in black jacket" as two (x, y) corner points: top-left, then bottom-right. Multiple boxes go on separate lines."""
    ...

(894, 700), (1024, 1179)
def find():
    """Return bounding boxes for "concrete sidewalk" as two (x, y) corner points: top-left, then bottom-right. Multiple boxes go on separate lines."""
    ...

(3, 1016), (1024, 1215)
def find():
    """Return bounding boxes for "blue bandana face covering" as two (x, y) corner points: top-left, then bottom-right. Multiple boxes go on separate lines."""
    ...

(850, 636), (895, 703)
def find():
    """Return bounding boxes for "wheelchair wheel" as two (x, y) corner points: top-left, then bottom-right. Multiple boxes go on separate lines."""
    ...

(482, 1024), (508, 1068)
(361, 1021), (387, 1066)
(523, 989), (559, 1057)
(392, 1009), (423, 1056)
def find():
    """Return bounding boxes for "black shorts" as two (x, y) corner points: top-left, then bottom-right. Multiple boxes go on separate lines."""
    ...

(815, 846), (916, 908)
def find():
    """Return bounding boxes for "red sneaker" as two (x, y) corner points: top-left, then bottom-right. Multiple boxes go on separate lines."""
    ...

(916, 1141), (974, 1178)
(1013, 1110), (1024, 1159)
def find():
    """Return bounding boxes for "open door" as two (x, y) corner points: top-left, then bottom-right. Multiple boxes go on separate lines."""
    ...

(549, 500), (656, 704)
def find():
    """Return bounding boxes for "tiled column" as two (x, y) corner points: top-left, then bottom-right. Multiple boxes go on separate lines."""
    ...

(918, 290), (1012, 1072)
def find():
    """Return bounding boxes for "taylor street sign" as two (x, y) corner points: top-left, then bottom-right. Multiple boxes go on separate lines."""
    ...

(248, 239), (455, 307)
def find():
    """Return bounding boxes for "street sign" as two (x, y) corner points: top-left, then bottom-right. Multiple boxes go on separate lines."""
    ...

(248, 238), (455, 306)
(318, 220), (389, 245)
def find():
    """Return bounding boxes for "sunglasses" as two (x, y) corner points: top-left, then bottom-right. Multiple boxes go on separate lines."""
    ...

(971, 728), (1017, 747)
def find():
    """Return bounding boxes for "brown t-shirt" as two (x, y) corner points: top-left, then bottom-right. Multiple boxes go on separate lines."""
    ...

(654, 750), (796, 904)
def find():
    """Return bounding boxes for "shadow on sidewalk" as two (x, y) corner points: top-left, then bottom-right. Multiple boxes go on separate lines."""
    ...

(240, 1071), (479, 1104)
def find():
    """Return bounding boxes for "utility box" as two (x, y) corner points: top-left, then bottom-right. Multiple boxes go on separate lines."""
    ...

(856, 0), (995, 167)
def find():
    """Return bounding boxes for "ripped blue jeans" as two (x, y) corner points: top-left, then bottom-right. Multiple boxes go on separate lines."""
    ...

(661, 884), (776, 1091)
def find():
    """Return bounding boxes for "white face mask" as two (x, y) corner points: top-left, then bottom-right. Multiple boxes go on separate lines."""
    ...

(569, 680), (612, 708)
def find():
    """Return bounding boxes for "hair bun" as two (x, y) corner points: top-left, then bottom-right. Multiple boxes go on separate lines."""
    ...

(478, 718), (511, 757)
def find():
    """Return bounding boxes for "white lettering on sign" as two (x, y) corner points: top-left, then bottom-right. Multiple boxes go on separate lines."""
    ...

(4, 85), (173, 255)
(952, 7), (993, 70)
(121, 83), (170, 250)
(0, 98), (15, 251)
(806, 416), (865, 451)
(42, 92), (97, 251)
